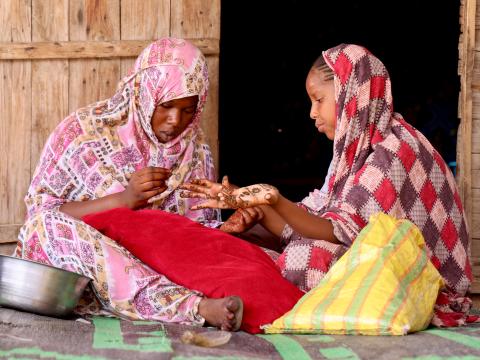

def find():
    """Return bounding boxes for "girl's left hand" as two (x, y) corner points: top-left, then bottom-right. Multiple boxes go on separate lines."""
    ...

(180, 176), (279, 210)
(219, 207), (264, 234)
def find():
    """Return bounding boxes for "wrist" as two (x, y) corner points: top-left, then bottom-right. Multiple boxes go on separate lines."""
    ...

(114, 191), (132, 209)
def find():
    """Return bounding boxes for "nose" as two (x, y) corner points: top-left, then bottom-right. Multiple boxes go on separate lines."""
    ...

(167, 109), (181, 126)
(310, 103), (318, 120)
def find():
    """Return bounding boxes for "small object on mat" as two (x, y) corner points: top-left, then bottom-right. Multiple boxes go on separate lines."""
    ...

(180, 330), (232, 347)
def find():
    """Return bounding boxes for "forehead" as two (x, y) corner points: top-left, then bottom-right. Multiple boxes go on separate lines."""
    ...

(306, 70), (334, 93)
(163, 95), (199, 106)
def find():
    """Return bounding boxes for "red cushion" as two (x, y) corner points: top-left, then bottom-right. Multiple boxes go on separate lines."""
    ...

(83, 208), (303, 333)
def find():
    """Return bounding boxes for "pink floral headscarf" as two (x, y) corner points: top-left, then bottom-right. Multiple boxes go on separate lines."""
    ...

(26, 37), (220, 225)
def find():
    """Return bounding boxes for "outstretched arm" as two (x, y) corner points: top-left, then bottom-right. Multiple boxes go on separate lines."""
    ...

(270, 194), (337, 243)
(180, 177), (338, 243)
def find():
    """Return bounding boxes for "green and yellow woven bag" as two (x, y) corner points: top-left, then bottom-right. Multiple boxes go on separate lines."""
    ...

(264, 213), (444, 335)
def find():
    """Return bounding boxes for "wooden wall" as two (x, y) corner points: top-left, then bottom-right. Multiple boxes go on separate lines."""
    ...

(0, 0), (220, 255)
(459, 0), (480, 292)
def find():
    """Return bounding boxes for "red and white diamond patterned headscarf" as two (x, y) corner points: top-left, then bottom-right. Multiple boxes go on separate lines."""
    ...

(319, 44), (471, 298)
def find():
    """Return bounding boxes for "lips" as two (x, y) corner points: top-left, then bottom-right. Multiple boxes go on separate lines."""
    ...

(160, 130), (177, 138)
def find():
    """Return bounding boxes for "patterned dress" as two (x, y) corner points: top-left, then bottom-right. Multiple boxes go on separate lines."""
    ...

(16, 38), (221, 325)
(276, 44), (475, 326)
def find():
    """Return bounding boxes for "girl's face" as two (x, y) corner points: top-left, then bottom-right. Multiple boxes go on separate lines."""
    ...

(151, 95), (199, 143)
(305, 69), (336, 140)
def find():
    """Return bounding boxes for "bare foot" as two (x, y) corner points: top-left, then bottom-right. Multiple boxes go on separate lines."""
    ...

(198, 296), (243, 331)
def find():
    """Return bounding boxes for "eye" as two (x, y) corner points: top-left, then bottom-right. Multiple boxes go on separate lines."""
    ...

(183, 106), (196, 114)
(160, 102), (173, 108)
(316, 97), (324, 103)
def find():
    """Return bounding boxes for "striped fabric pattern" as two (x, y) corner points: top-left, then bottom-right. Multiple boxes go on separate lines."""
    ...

(264, 213), (444, 335)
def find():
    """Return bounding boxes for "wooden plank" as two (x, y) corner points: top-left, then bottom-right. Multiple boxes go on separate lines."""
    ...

(201, 56), (219, 175)
(0, 39), (220, 60)
(474, 188), (480, 214)
(0, 243), (17, 256)
(473, 219), (480, 238)
(0, 0), (32, 229)
(120, 0), (169, 40)
(31, 0), (69, 172)
(474, 153), (480, 169)
(472, 51), (480, 87)
(170, 0), (221, 38)
(68, 58), (120, 112)
(119, 0), (170, 80)
(473, 238), (480, 259)
(0, 225), (22, 243)
(119, 57), (136, 79)
(171, 0), (221, 174)
(458, 0), (476, 257)
(475, 169), (480, 188)
(70, 0), (120, 41)
(69, 0), (120, 112)
(473, 119), (480, 152)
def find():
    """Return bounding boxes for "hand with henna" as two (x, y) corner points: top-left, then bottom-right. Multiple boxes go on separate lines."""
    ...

(220, 207), (264, 234)
(179, 175), (279, 210)
(121, 167), (171, 209)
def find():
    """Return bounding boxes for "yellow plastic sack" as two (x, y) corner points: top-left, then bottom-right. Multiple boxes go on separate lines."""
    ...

(264, 213), (444, 335)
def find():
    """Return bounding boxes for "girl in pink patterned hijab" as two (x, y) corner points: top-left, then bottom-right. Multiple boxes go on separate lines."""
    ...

(17, 38), (242, 331)
(181, 44), (478, 327)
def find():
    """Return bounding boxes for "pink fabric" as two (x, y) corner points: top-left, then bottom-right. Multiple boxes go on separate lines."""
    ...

(19, 211), (204, 325)
(17, 38), (221, 326)
(83, 208), (304, 334)
(25, 37), (219, 225)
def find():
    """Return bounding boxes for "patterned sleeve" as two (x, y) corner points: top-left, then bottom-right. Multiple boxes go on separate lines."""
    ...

(301, 160), (334, 213)
(192, 143), (222, 228)
(321, 209), (361, 247)
(24, 116), (80, 218)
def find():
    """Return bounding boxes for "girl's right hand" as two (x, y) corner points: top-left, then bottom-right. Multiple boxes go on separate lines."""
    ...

(121, 167), (171, 209)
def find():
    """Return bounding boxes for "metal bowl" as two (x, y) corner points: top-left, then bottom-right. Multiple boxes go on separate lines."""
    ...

(0, 255), (91, 317)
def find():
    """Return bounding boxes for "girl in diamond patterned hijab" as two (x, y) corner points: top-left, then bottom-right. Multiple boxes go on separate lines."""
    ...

(17, 38), (243, 331)
(181, 44), (478, 327)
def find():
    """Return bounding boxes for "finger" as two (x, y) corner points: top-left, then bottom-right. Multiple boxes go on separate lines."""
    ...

(254, 206), (265, 220)
(190, 178), (212, 186)
(190, 201), (211, 210)
(140, 166), (172, 173)
(222, 175), (229, 187)
(191, 200), (229, 210)
(143, 187), (167, 200)
(243, 207), (258, 217)
(139, 172), (171, 183)
(179, 190), (208, 199)
(125, 172), (132, 181)
(240, 208), (254, 223)
(139, 180), (166, 190)
(179, 184), (210, 194)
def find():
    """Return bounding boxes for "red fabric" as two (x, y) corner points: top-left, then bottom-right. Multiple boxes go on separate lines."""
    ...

(83, 207), (303, 334)
(432, 291), (480, 327)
